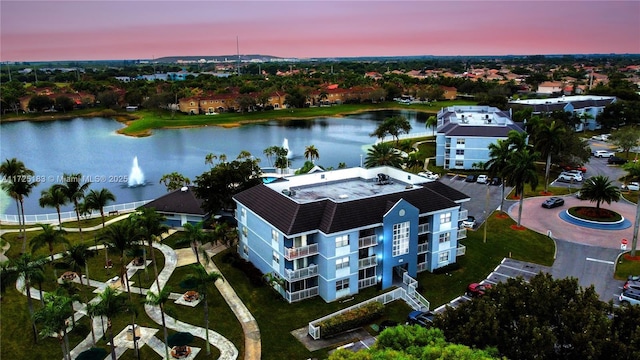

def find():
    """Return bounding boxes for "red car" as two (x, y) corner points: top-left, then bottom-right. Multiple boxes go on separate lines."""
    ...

(466, 283), (492, 297)
(562, 164), (587, 173)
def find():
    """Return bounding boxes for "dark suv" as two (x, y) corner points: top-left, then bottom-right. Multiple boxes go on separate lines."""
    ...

(608, 156), (627, 165)
(407, 310), (435, 327)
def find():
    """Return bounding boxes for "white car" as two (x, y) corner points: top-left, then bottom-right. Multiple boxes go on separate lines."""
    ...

(622, 182), (640, 191)
(476, 175), (488, 184)
(592, 150), (615, 158)
(591, 134), (610, 141)
(418, 171), (439, 180)
(558, 171), (583, 182)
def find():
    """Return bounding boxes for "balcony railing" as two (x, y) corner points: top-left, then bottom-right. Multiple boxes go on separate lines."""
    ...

(358, 255), (377, 269)
(285, 286), (319, 303)
(358, 276), (377, 289)
(418, 223), (430, 234)
(417, 242), (429, 254)
(284, 265), (318, 281)
(358, 235), (378, 249)
(445, 142), (451, 149)
(459, 209), (468, 221)
(457, 228), (467, 240)
(417, 262), (428, 272)
(456, 244), (466, 256)
(284, 243), (318, 261)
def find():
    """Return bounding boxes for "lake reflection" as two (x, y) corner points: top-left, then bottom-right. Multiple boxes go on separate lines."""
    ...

(0, 110), (429, 214)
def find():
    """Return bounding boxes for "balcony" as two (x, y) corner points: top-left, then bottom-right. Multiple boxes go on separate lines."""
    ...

(417, 262), (428, 272)
(456, 244), (466, 256)
(445, 142), (451, 149)
(285, 286), (319, 303)
(358, 276), (377, 289)
(417, 242), (429, 254)
(458, 209), (468, 221)
(284, 243), (318, 261)
(284, 264), (318, 281)
(358, 235), (378, 249)
(418, 223), (430, 234)
(358, 255), (377, 269)
(457, 228), (467, 240)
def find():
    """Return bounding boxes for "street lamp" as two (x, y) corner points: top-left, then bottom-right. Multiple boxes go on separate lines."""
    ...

(360, 154), (363, 168)
(483, 183), (490, 243)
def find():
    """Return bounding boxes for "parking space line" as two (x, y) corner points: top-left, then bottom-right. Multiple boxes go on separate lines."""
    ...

(489, 271), (512, 280)
(498, 264), (539, 275)
(586, 257), (615, 265)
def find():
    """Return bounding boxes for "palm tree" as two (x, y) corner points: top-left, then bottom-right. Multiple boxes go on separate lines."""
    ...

(262, 146), (279, 167)
(178, 222), (209, 265)
(506, 130), (530, 153)
(132, 207), (168, 293)
(56, 280), (81, 329)
(53, 173), (91, 240)
(39, 186), (68, 230)
(181, 264), (223, 356)
(484, 139), (512, 215)
(145, 287), (172, 360)
(404, 152), (423, 172)
(66, 243), (92, 286)
(30, 224), (70, 263)
(0, 158), (36, 247)
(93, 286), (128, 360)
(535, 120), (566, 193)
(426, 115), (437, 136)
(33, 293), (74, 360)
(580, 175), (621, 216)
(304, 145), (320, 163)
(100, 219), (139, 293)
(84, 188), (116, 228)
(85, 302), (101, 346)
(13, 253), (46, 342)
(364, 142), (404, 169)
(504, 149), (540, 227)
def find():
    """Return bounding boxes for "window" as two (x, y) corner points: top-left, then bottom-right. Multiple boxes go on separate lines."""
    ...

(243, 244), (249, 256)
(336, 278), (349, 291)
(271, 229), (278, 243)
(455, 160), (464, 167)
(439, 232), (450, 243)
(242, 226), (248, 237)
(336, 235), (349, 248)
(272, 251), (279, 264)
(336, 257), (350, 269)
(456, 138), (465, 145)
(455, 149), (464, 155)
(440, 212), (451, 224)
(439, 251), (449, 263)
(392, 222), (410, 257)
(241, 208), (246, 220)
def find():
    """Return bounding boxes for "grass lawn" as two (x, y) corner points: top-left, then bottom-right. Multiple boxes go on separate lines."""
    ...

(417, 212), (555, 308)
(614, 253), (640, 280)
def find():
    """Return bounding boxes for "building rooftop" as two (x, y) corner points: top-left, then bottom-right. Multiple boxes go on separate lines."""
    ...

(509, 95), (615, 105)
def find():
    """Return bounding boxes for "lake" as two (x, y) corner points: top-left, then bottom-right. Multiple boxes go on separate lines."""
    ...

(0, 110), (431, 215)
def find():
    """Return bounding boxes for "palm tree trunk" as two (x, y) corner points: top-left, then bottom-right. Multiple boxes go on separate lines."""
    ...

(544, 154), (551, 193)
(20, 198), (28, 253)
(74, 200), (83, 241)
(149, 238), (162, 293)
(58, 336), (67, 360)
(160, 304), (170, 360)
(194, 242), (200, 264)
(204, 296), (211, 355)
(100, 208), (106, 228)
(85, 262), (90, 287)
(63, 328), (71, 360)
(15, 199), (24, 250)
(56, 207), (62, 230)
(108, 322), (116, 360)
(26, 281), (38, 343)
(90, 314), (96, 346)
(517, 196), (525, 227)
(500, 177), (506, 214)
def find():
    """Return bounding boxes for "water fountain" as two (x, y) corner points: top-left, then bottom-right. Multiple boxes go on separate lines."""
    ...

(282, 138), (293, 159)
(128, 156), (145, 187)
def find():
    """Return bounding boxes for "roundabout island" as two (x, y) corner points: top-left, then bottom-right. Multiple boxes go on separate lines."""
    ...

(559, 206), (632, 230)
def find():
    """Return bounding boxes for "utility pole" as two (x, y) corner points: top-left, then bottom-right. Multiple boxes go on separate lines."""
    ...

(236, 36), (241, 76)
(632, 200), (640, 256)
(483, 184), (490, 243)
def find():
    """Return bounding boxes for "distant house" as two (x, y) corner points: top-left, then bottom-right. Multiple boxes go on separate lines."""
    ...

(439, 86), (458, 100)
(537, 81), (563, 95)
(143, 186), (208, 227)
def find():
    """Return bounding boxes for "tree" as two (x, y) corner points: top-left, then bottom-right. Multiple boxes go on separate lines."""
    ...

(503, 149), (539, 226)
(159, 172), (191, 192)
(609, 127), (640, 160)
(96, 90), (120, 109)
(66, 243), (92, 286)
(426, 115), (437, 136)
(304, 145), (320, 163)
(53, 173), (91, 241)
(28, 95), (54, 112)
(55, 95), (75, 113)
(364, 142), (404, 169)
(131, 207), (168, 293)
(33, 293), (74, 360)
(30, 224), (70, 263)
(93, 286), (129, 360)
(506, 130), (530, 152)
(534, 120), (565, 193)
(1, 158), (38, 251)
(579, 175), (621, 215)
(39, 186), (68, 229)
(100, 218), (140, 293)
(84, 188), (116, 228)
(370, 115), (412, 144)
(177, 222), (209, 265)
(181, 264), (223, 356)
(484, 139), (511, 214)
(435, 274), (615, 360)
(13, 253), (46, 342)
(145, 287), (172, 360)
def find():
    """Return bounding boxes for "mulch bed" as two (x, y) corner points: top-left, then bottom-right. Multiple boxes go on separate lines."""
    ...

(623, 254), (640, 262)
(510, 225), (526, 231)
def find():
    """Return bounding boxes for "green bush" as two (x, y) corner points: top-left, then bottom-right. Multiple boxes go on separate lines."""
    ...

(318, 301), (384, 338)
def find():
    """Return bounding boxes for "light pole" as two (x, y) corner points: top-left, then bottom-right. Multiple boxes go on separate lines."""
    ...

(360, 154), (363, 168)
(632, 199), (640, 257)
(483, 183), (490, 243)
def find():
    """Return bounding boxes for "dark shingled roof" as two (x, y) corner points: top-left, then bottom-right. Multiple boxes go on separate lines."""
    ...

(234, 182), (470, 236)
(143, 186), (206, 215)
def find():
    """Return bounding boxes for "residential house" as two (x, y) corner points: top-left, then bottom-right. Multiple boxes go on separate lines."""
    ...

(537, 81), (564, 95)
(143, 186), (209, 227)
(439, 86), (457, 100)
(233, 166), (470, 303)
(434, 106), (525, 170)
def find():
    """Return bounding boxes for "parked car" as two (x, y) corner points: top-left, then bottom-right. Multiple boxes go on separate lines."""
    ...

(593, 150), (615, 158)
(608, 156), (628, 165)
(558, 171), (583, 182)
(619, 289), (640, 306)
(561, 164), (587, 173)
(542, 197), (565, 209)
(490, 177), (502, 186)
(465, 174), (477, 182)
(575, 191), (586, 200)
(461, 216), (476, 229)
(591, 134), (610, 141)
(621, 182), (640, 191)
(629, 275), (640, 282)
(623, 279), (640, 291)
(476, 175), (488, 184)
(407, 310), (435, 327)
(418, 171), (440, 180)
(466, 283), (492, 297)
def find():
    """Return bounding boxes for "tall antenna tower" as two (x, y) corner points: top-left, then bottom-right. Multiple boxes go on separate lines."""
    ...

(236, 36), (241, 76)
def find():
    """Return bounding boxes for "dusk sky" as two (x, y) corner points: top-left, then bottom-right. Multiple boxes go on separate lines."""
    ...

(1, 0), (639, 62)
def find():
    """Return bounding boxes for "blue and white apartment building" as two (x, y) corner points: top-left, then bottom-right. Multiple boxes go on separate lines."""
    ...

(233, 166), (470, 303)
(434, 105), (526, 170)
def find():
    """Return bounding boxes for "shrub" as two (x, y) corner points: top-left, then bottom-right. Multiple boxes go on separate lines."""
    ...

(318, 301), (384, 338)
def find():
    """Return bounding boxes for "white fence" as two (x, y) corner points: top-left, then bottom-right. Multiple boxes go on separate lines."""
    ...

(374, 132), (431, 144)
(0, 200), (152, 225)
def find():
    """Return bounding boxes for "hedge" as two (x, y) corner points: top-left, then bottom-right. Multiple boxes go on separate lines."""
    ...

(318, 301), (385, 338)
